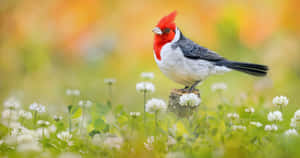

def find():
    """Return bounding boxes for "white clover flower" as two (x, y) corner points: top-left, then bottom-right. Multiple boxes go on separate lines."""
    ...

(36, 128), (50, 138)
(272, 96), (288, 107)
(211, 83), (227, 92)
(245, 107), (255, 113)
(140, 72), (154, 80)
(66, 89), (80, 96)
(10, 127), (23, 136)
(130, 112), (141, 117)
(4, 97), (21, 110)
(104, 78), (116, 85)
(290, 118), (297, 128)
(57, 131), (72, 142)
(37, 120), (50, 126)
(48, 124), (57, 133)
(250, 121), (263, 127)
(7, 121), (22, 128)
(17, 142), (41, 152)
(4, 135), (17, 145)
(267, 111), (283, 122)
(136, 82), (155, 93)
(78, 100), (93, 108)
(18, 110), (32, 120)
(284, 129), (298, 136)
(29, 102), (46, 113)
(167, 136), (176, 146)
(293, 110), (300, 121)
(103, 136), (124, 149)
(17, 134), (35, 144)
(1, 109), (19, 121)
(232, 125), (247, 131)
(53, 115), (63, 122)
(10, 126), (32, 136)
(58, 152), (81, 158)
(144, 136), (154, 151)
(145, 98), (167, 113)
(179, 93), (201, 107)
(227, 113), (239, 120)
(166, 152), (185, 158)
(91, 134), (102, 146)
(264, 124), (278, 131)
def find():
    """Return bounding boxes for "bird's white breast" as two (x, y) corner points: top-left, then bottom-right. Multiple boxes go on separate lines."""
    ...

(154, 28), (230, 86)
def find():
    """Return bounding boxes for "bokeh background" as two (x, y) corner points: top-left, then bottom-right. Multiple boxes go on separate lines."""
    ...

(0, 0), (300, 113)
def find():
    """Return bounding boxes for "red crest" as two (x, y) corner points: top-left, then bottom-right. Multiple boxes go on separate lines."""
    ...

(156, 11), (177, 30)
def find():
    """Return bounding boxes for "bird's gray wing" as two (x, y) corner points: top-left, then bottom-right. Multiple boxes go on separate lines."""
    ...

(175, 37), (224, 61)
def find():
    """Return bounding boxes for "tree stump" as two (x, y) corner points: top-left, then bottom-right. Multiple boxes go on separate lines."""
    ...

(168, 89), (200, 117)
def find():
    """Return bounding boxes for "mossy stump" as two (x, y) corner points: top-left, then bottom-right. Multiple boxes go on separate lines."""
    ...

(168, 89), (200, 117)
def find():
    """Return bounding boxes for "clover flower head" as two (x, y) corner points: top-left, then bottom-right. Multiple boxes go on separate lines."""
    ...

(36, 128), (50, 138)
(264, 124), (278, 131)
(10, 126), (32, 136)
(17, 142), (41, 152)
(53, 115), (63, 122)
(245, 107), (255, 113)
(267, 111), (283, 122)
(66, 89), (80, 96)
(232, 125), (247, 131)
(78, 100), (93, 108)
(293, 109), (300, 121)
(179, 93), (201, 107)
(140, 72), (154, 80)
(103, 136), (124, 149)
(284, 129), (298, 136)
(250, 121), (263, 127)
(136, 82), (155, 93)
(29, 102), (46, 113)
(37, 120), (50, 126)
(227, 113), (239, 120)
(144, 136), (154, 151)
(57, 131), (72, 142)
(4, 97), (21, 110)
(145, 98), (167, 113)
(104, 78), (116, 85)
(272, 96), (288, 107)
(290, 118), (297, 128)
(17, 134), (35, 144)
(211, 83), (227, 92)
(48, 125), (57, 133)
(167, 136), (176, 146)
(2, 109), (19, 121)
(130, 112), (141, 117)
(18, 110), (32, 120)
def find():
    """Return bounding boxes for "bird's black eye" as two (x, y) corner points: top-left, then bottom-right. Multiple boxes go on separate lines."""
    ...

(163, 28), (170, 34)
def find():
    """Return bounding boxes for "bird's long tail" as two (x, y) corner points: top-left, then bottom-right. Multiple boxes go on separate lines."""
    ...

(216, 60), (269, 76)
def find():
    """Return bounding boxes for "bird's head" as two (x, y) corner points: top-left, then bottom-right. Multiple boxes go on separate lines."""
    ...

(153, 11), (177, 60)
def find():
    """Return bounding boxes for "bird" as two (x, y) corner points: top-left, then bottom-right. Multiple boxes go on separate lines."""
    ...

(152, 11), (268, 92)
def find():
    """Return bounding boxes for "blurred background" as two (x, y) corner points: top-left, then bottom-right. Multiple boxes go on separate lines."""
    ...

(0, 0), (299, 113)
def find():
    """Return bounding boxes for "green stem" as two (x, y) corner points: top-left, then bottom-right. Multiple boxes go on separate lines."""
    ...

(33, 111), (37, 128)
(144, 91), (147, 125)
(69, 111), (72, 133)
(155, 111), (158, 137)
(80, 105), (85, 136)
(107, 84), (113, 104)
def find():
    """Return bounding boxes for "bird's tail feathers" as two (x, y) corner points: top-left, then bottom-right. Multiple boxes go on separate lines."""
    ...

(216, 60), (269, 76)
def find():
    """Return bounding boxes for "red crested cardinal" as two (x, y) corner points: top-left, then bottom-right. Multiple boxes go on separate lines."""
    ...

(152, 11), (268, 92)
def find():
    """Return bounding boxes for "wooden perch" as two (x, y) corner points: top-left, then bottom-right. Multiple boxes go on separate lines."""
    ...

(168, 89), (200, 117)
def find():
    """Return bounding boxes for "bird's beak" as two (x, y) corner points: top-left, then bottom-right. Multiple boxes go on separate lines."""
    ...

(152, 27), (163, 35)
